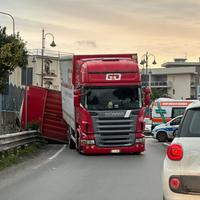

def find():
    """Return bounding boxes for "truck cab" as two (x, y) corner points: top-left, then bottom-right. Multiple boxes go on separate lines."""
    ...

(60, 54), (150, 154)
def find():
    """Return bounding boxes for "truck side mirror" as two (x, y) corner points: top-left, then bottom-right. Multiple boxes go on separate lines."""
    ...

(74, 89), (80, 107)
(143, 87), (151, 106)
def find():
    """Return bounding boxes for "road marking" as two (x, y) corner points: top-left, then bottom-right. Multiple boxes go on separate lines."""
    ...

(32, 160), (50, 170)
(48, 145), (66, 160)
(32, 145), (66, 170)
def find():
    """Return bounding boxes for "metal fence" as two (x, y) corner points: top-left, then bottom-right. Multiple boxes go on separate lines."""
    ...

(0, 84), (24, 111)
(0, 130), (41, 152)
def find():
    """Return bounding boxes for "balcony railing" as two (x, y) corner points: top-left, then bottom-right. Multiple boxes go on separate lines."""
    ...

(142, 81), (172, 88)
(43, 70), (57, 79)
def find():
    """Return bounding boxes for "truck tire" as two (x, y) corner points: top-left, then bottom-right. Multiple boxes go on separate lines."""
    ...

(68, 128), (76, 149)
(76, 134), (84, 154)
(157, 131), (168, 142)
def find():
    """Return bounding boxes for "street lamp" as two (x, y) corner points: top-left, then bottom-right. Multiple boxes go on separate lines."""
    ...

(140, 52), (157, 88)
(140, 52), (157, 118)
(41, 29), (56, 87)
(0, 11), (15, 36)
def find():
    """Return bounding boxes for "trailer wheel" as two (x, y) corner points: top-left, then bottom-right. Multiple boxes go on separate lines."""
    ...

(157, 131), (168, 142)
(68, 128), (76, 149)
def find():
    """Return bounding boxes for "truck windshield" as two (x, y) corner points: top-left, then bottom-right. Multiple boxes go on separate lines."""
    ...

(83, 86), (141, 110)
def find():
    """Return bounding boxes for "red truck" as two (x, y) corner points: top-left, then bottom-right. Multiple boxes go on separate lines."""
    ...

(60, 54), (150, 154)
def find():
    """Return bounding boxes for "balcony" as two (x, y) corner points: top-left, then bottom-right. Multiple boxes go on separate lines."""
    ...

(43, 70), (57, 79)
(142, 81), (172, 88)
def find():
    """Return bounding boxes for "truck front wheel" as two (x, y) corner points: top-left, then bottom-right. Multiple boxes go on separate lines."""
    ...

(76, 133), (84, 154)
(68, 128), (76, 149)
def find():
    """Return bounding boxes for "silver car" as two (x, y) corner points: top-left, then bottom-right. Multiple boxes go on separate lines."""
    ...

(163, 101), (200, 200)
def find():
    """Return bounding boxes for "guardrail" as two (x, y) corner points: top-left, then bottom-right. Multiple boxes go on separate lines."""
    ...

(0, 130), (41, 152)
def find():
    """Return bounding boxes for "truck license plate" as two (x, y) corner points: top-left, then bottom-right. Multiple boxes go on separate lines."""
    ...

(111, 149), (120, 153)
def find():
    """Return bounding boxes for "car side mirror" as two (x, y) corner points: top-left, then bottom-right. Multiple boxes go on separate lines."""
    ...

(143, 87), (151, 106)
(74, 89), (80, 107)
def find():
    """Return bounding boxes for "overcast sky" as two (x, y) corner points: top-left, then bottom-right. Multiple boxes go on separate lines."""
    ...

(1, 0), (200, 66)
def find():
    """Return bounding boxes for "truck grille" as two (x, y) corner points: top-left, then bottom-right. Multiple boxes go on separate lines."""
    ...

(91, 110), (138, 147)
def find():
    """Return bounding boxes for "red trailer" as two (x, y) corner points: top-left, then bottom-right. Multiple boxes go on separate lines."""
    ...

(60, 54), (150, 154)
(20, 86), (68, 143)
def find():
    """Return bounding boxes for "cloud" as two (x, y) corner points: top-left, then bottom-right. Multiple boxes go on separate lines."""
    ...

(76, 40), (97, 48)
(1, 0), (200, 65)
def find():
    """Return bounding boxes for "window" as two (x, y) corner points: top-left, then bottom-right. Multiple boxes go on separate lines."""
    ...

(21, 68), (33, 85)
(1, 72), (9, 95)
(172, 107), (186, 118)
(179, 109), (200, 137)
(170, 116), (182, 126)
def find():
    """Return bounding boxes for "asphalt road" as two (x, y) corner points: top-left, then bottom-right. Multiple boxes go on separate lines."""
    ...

(0, 138), (167, 200)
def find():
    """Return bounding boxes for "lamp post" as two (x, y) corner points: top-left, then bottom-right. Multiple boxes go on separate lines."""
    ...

(140, 52), (157, 118)
(0, 11), (15, 35)
(41, 29), (56, 87)
(140, 52), (157, 88)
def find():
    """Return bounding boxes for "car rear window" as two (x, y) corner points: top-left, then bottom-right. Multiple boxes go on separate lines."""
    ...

(179, 109), (200, 137)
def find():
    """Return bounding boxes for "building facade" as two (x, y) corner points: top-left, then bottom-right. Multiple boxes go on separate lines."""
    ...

(8, 55), (200, 100)
(142, 58), (200, 99)
(9, 49), (69, 91)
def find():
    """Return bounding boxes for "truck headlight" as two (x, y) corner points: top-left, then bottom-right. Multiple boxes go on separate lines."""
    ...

(80, 139), (95, 145)
(136, 138), (145, 143)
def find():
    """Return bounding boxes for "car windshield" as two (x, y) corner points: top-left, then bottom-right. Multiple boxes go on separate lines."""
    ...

(179, 109), (200, 137)
(83, 86), (141, 110)
(169, 116), (182, 126)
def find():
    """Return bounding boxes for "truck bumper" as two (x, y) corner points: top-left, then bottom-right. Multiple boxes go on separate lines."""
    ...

(81, 143), (145, 154)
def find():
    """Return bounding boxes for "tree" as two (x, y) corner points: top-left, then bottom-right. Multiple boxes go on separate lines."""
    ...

(0, 27), (28, 91)
(151, 88), (170, 101)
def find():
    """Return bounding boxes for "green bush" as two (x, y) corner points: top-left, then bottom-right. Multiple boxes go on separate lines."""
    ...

(27, 121), (40, 130)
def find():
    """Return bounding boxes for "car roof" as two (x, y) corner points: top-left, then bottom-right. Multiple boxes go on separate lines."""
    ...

(186, 101), (200, 110)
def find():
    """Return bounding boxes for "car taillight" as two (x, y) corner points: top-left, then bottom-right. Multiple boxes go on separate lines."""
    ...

(169, 177), (181, 192)
(167, 144), (183, 161)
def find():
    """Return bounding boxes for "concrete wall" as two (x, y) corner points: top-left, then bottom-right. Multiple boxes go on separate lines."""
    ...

(167, 74), (191, 99)
(0, 111), (20, 135)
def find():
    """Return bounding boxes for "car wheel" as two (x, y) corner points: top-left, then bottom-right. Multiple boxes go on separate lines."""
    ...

(157, 131), (168, 142)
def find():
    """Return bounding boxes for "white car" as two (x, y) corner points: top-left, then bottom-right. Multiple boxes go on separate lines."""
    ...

(163, 101), (200, 200)
(152, 115), (182, 142)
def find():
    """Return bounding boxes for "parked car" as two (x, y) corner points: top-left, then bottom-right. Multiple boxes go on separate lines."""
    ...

(144, 118), (152, 134)
(152, 115), (183, 142)
(162, 101), (200, 200)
